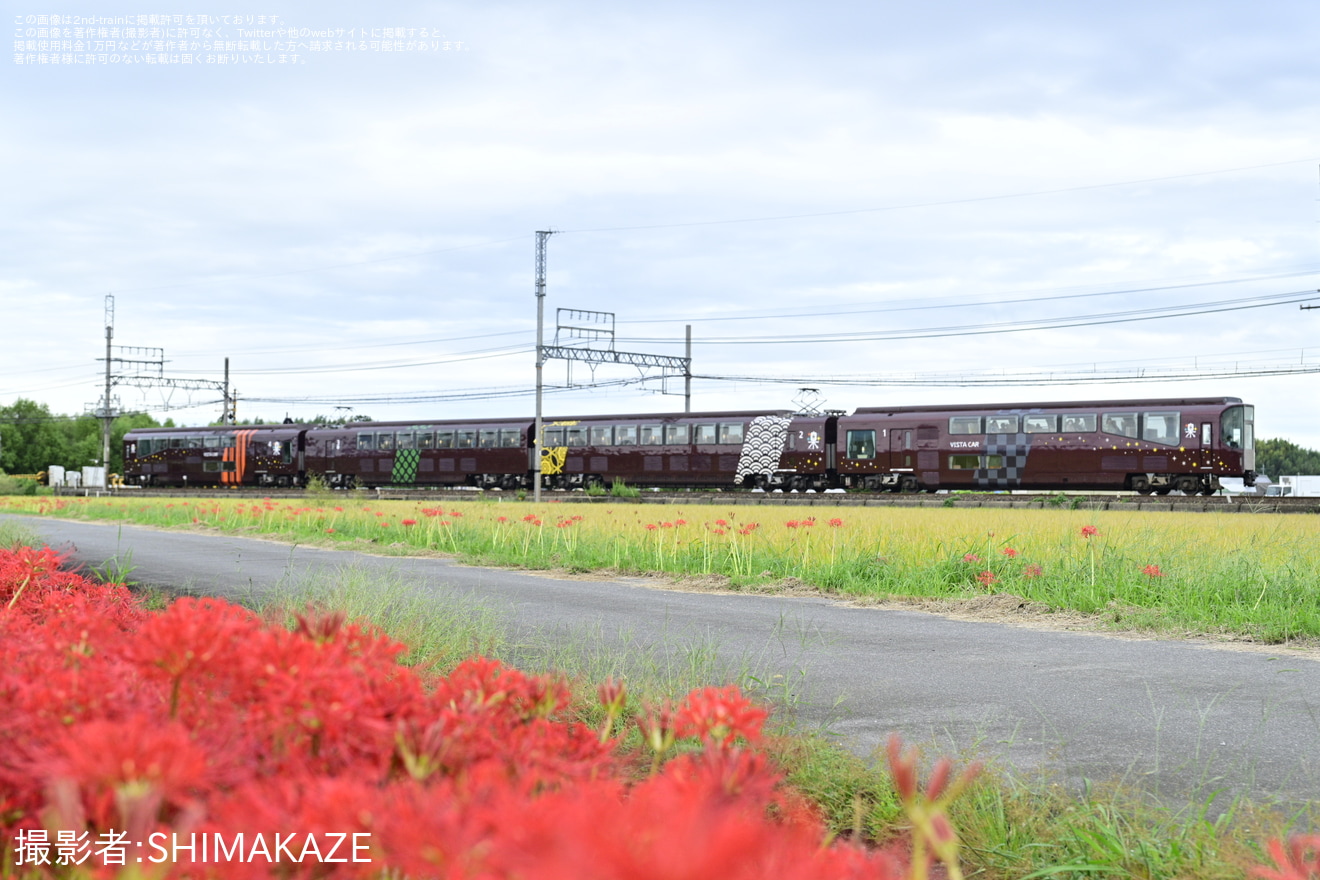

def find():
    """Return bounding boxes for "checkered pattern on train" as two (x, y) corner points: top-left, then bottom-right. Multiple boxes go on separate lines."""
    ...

(976, 432), (1032, 489)
(735, 415), (793, 485)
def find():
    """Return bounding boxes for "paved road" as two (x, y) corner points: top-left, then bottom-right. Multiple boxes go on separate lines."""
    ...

(7, 514), (1319, 809)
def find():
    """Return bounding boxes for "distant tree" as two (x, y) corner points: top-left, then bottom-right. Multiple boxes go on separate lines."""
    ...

(0, 399), (69, 475)
(1255, 438), (1320, 479)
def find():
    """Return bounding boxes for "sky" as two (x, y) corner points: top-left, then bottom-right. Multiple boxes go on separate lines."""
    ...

(5, 1), (1320, 449)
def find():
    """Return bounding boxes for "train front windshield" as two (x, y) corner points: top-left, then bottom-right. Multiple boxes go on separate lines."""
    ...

(1221, 405), (1255, 470)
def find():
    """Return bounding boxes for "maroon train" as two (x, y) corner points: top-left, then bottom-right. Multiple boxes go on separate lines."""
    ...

(122, 396), (1256, 495)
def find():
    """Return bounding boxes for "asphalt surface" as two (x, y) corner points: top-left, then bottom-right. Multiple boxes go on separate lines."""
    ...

(7, 514), (1319, 810)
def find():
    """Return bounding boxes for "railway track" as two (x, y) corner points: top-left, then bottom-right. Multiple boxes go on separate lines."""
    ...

(59, 486), (1320, 513)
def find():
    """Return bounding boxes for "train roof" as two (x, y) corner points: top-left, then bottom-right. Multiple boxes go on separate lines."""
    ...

(124, 424), (306, 434)
(851, 397), (1244, 415)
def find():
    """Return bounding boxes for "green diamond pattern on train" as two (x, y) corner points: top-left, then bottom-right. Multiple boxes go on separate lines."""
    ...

(392, 448), (420, 484)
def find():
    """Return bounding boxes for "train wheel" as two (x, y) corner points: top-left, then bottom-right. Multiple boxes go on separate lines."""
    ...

(1154, 487), (1171, 496)
(1130, 475), (1152, 494)
(899, 475), (921, 493)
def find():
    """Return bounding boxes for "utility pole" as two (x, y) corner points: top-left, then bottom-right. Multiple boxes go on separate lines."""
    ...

(534, 230), (554, 503)
(101, 295), (115, 472)
(684, 324), (691, 413)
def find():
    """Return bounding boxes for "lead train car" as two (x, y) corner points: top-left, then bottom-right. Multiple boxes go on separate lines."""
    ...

(122, 397), (1255, 494)
(831, 397), (1255, 495)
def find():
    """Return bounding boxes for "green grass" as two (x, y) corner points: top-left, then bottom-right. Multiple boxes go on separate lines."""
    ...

(9, 496), (1320, 646)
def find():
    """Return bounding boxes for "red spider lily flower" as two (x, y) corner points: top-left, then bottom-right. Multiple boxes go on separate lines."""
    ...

(1142, 564), (1165, 577)
(1024, 563), (1043, 578)
(828, 518), (843, 527)
(571, 515), (584, 522)
(1001, 547), (1019, 557)
(401, 519), (418, 526)
(333, 506), (344, 512)
(523, 514), (539, 522)
(785, 520), (799, 529)
(1081, 525), (1099, 538)
(802, 517), (816, 527)
(496, 516), (509, 523)
(448, 510), (463, 518)
(713, 529), (726, 536)
(556, 521), (573, 529)
(976, 571), (997, 587)
(325, 528), (336, 534)
(962, 553), (981, 563)
(645, 523), (659, 531)
(1253, 834), (1320, 880)
(675, 685), (769, 748)
(661, 522), (674, 529)
(674, 518), (687, 526)
(715, 518), (729, 527)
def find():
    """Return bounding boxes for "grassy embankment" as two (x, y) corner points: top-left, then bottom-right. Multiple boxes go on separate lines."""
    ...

(6, 494), (1319, 645)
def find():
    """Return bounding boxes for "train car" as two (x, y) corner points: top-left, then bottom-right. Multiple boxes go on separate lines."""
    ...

(536, 411), (797, 490)
(123, 424), (305, 487)
(832, 398), (1255, 494)
(303, 418), (534, 489)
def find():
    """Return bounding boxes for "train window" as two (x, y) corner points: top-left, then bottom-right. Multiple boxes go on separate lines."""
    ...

(640, 425), (663, 446)
(358, 433), (376, 451)
(590, 426), (614, 445)
(616, 425), (638, 446)
(846, 430), (875, 460)
(479, 430), (499, 449)
(137, 439), (152, 455)
(222, 434), (236, 448)
(435, 431), (454, 449)
(455, 431), (476, 449)
(1200, 423), (1211, 446)
(949, 455), (981, 469)
(1102, 413), (1139, 439)
(1142, 412), (1179, 445)
(203, 461), (221, 473)
(694, 424), (717, 444)
(543, 427), (565, 447)
(166, 436), (182, 448)
(203, 435), (221, 449)
(418, 432), (435, 449)
(719, 423), (745, 444)
(186, 436), (204, 449)
(949, 417), (981, 435)
(378, 433), (397, 452)
(985, 416), (1019, 434)
(1221, 406), (1253, 450)
(1023, 415), (1057, 434)
(565, 427), (587, 447)
(398, 432), (417, 450)
(985, 455), (1004, 469)
(500, 430), (522, 448)
(1062, 414), (1096, 432)
(665, 424), (691, 445)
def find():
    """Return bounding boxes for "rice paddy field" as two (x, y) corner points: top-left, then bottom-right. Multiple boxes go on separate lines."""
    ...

(5, 494), (1318, 646)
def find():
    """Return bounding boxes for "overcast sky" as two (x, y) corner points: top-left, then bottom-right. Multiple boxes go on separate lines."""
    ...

(5, 1), (1320, 448)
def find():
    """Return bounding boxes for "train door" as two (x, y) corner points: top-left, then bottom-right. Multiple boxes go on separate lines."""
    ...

(890, 426), (914, 470)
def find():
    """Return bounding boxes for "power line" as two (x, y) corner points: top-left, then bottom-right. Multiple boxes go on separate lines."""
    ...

(562, 157), (1320, 234)
(620, 289), (1320, 345)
